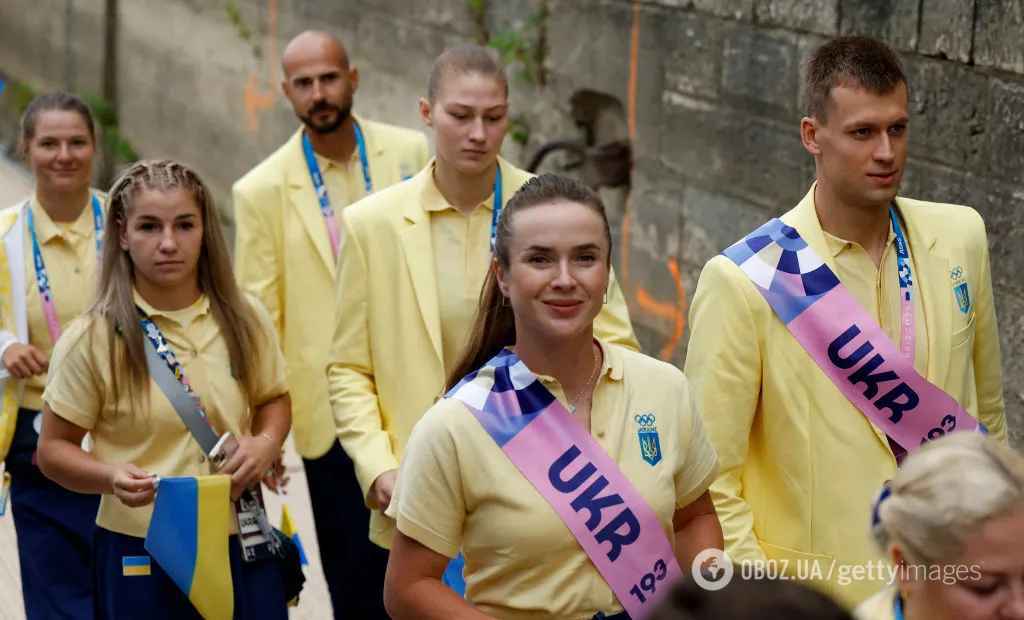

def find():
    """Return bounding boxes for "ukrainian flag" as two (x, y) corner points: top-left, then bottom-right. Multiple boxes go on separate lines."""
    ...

(279, 504), (308, 566)
(145, 475), (233, 620)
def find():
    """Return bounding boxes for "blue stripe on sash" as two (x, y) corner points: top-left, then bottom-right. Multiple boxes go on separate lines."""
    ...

(448, 350), (555, 448)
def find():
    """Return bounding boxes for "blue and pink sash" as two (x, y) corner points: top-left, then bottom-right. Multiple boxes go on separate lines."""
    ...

(721, 212), (984, 453)
(447, 349), (680, 618)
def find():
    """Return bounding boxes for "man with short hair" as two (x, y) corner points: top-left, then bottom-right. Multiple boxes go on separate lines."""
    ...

(232, 30), (429, 619)
(685, 35), (1006, 609)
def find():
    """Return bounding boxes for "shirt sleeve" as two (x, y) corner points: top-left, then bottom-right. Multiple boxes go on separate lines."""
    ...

(674, 374), (721, 509)
(246, 294), (288, 405)
(385, 399), (468, 559)
(41, 315), (105, 430)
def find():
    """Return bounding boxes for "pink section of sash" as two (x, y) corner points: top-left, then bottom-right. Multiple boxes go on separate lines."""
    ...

(324, 213), (341, 261)
(41, 297), (61, 345)
(788, 285), (978, 449)
(500, 403), (682, 619)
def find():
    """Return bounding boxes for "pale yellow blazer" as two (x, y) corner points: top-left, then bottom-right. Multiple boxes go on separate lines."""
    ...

(684, 185), (1006, 609)
(233, 113), (430, 459)
(326, 157), (641, 548)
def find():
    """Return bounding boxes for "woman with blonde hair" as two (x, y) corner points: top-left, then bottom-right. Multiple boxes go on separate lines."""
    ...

(856, 432), (1024, 620)
(36, 159), (293, 619)
(1, 91), (106, 619)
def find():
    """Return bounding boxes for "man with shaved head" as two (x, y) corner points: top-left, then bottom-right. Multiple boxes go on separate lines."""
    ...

(232, 29), (428, 619)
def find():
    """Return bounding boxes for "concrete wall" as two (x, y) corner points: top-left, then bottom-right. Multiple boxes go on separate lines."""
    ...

(0, 0), (1021, 444)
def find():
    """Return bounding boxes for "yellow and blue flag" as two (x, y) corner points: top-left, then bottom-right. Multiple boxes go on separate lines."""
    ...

(145, 475), (233, 620)
(122, 556), (151, 576)
(279, 504), (308, 566)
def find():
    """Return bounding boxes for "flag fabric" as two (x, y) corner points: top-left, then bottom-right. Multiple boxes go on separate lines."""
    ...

(145, 475), (233, 620)
(443, 552), (467, 597)
(279, 503), (308, 566)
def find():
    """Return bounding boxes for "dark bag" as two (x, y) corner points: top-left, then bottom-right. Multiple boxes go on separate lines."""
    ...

(271, 528), (306, 604)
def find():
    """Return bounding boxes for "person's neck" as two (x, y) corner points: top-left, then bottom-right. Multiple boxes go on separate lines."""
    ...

(814, 182), (892, 267)
(305, 116), (357, 164)
(514, 331), (600, 400)
(433, 158), (498, 215)
(135, 276), (202, 312)
(36, 185), (91, 223)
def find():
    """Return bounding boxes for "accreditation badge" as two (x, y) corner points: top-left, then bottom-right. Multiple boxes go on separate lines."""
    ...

(234, 486), (278, 562)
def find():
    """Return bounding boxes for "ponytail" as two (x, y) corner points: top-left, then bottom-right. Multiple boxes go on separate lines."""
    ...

(444, 267), (515, 392)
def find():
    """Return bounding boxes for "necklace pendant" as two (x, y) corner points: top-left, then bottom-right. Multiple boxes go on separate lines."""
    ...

(569, 404), (575, 414)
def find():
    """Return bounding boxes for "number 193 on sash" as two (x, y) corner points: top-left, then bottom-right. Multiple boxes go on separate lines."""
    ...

(629, 558), (668, 603)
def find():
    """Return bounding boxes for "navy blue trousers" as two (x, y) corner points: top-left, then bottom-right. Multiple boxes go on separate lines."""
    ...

(92, 527), (288, 620)
(303, 439), (390, 619)
(8, 407), (99, 620)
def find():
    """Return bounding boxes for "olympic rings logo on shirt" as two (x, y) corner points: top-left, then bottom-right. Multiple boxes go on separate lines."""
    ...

(635, 414), (657, 427)
(950, 266), (964, 280)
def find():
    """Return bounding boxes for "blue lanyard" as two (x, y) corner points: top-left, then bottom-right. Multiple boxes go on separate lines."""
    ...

(26, 195), (104, 336)
(891, 204), (912, 301)
(26, 194), (104, 262)
(302, 121), (373, 209)
(489, 166), (503, 254)
(889, 203), (916, 361)
(894, 593), (904, 619)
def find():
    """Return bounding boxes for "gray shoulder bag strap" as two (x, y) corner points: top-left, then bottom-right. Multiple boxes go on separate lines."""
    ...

(142, 334), (220, 455)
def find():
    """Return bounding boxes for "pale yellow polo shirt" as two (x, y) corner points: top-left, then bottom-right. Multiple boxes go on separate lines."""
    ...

(854, 589), (898, 620)
(387, 339), (720, 620)
(825, 212), (929, 375)
(421, 171), (495, 374)
(22, 194), (102, 411)
(42, 290), (287, 538)
(314, 150), (369, 211)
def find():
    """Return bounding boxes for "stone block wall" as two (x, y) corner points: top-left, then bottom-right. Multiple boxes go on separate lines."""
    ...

(0, 0), (1021, 443)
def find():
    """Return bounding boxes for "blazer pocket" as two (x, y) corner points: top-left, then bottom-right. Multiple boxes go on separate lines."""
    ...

(758, 540), (836, 593)
(951, 313), (977, 350)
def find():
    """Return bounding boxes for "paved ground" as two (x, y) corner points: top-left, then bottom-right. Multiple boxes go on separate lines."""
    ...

(0, 157), (334, 619)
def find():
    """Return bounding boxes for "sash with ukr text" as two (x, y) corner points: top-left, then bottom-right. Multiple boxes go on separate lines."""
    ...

(447, 349), (680, 619)
(721, 207), (984, 453)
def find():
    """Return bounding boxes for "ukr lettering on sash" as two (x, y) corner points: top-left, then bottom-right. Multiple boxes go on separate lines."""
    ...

(721, 212), (984, 453)
(447, 351), (681, 618)
(549, 445), (640, 562)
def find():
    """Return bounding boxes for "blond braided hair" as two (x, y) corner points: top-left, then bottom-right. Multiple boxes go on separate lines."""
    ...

(89, 159), (265, 412)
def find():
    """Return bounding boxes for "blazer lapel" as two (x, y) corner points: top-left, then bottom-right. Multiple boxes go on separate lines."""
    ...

(400, 173), (444, 368)
(897, 200), (951, 390)
(285, 129), (337, 273)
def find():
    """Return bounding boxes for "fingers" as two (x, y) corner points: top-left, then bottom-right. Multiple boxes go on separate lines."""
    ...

(113, 466), (157, 507)
(217, 444), (248, 476)
(117, 485), (156, 508)
(29, 348), (49, 374)
(7, 360), (27, 380)
(6, 347), (49, 378)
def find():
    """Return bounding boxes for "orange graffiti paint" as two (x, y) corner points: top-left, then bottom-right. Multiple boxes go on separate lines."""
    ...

(244, 0), (279, 133)
(622, 0), (688, 362)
